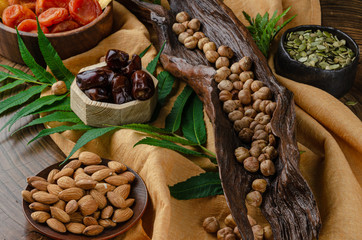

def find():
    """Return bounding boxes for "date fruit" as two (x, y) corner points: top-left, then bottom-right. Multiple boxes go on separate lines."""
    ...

(105, 49), (129, 71)
(131, 70), (155, 100)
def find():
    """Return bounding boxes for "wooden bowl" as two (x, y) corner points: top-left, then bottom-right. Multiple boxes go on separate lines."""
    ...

(274, 25), (360, 98)
(0, 2), (113, 66)
(70, 62), (158, 127)
(23, 158), (148, 240)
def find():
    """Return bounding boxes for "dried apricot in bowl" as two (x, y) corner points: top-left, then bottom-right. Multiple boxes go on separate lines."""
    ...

(38, 7), (69, 27)
(69, 0), (102, 26)
(2, 4), (35, 28)
(17, 19), (49, 33)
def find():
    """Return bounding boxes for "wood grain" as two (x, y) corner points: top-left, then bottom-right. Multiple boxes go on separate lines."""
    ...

(0, 0), (360, 239)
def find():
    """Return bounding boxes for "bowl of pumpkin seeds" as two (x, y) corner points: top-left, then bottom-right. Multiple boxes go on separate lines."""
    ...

(275, 25), (359, 98)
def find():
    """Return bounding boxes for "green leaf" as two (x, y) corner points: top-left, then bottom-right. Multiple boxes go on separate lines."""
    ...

(37, 20), (74, 88)
(153, 0), (161, 4)
(165, 85), (193, 132)
(0, 64), (40, 82)
(299, 150), (306, 155)
(146, 41), (166, 75)
(182, 94), (206, 145)
(169, 172), (223, 200)
(62, 127), (117, 164)
(139, 44), (152, 58)
(134, 137), (216, 161)
(0, 85), (47, 115)
(1, 94), (67, 131)
(0, 71), (13, 82)
(345, 101), (358, 106)
(0, 80), (25, 93)
(157, 71), (175, 105)
(31, 97), (72, 114)
(119, 123), (171, 134)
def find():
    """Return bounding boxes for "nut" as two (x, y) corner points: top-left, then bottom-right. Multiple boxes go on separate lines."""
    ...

(99, 219), (117, 228)
(57, 176), (75, 189)
(219, 90), (232, 102)
(176, 11), (190, 23)
(234, 116), (253, 131)
(214, 66), (231, 82)
(108, 161), (127, 173)
(203, 42), (217, 53)
(32, 191), (59, 204)
(22, 190), (34, 203)
(53, 168), (74, 181)
(172, 23), (186, 35)
(215, 57), (230, 69)
(125, 198), (135, 208)
(193, 31), (205, 40)
(83, 216), (98, 226)
(266, 102), (277, 116)
(260, 160), (276, 176)
(264, 225), (273, 240)
(47, 169), (60, 184)
(79, 197), (98, 216)
(31, 211), (51, 223)
(178, 32), (191, 44)
(258, 153), (269, 163)
(233, 81), (243, 90)
(29, 202), (50, 212)
(243, 156), (259, 172)
(228, 110), (243, 122)
(114, 184), (131, 199)
(230, 62), (241, 74)
(249, 145), (262, 158)
(119, 171), (135, 183)
(112, 208), (134, 223)
(205, 50), (220, 63)
(252, 225), (264, 240)
(244, 108), (257, 118)
(46, 218), (66, 233)
(184, 36), (198, 49)
(198, 37), (210, 50)
(186, 29), (194, 35)
(253, 130), (268, 142)
(202, 216), (220, 233)
(50, 206), (70, 223)
(182, 21), (189, 29)
(217, 227), (234, 240)
(94, 183), (115, 195)
(104, 175), (128, 186)
(252, 179), (267, 193)
(239, 71), (253, 82)
(101, 205), (114, 219)
(52, 81), (67, 95)
(239, 56), (252, 71)
(65, 200), (78, 214)
(90, 189), (107, 209)
(91, 169), (115, 181)
(75, 179), (97, 190)
(228, 73), (239, 82)
(223, 100), (237, 113)
(83, 225), (104, 236)
(84, 165), (108, 175)
(218, 80), (233, 91)
(79, 151), (102, 165)
(246, 191), (262, 207)
(218, 45), (234, 59)
(107, 191), (126, 208)
(238, 89), (251, 105)
(66, 222), (86, 234)
(250, 80), (264, 92)
(188, 19), (201, 31)
(243, 78), (254, 91)
(58, 187), (85, 201)
(269, 134), (276, 146)
(247, 215), (257, 226)
(53, 200), (66, 210)
(252, 87), (272, 101)
(234, 147), (250, 163)
(263, 146), (278, 160)
(224, 214), (236, 228)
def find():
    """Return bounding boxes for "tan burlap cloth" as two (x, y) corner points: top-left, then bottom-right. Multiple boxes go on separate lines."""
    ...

(48, 1), (362, 239)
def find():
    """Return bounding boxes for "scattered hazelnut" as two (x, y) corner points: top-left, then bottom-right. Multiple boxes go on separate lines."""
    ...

(259, 100), (272, 113)
(265, 123), (272, 134)
(206, 50), (220, 63)
(198, 37), (210, 50)
(176, 11), (190, 23)
(216, 57), (230, 69)
(234, 100), (242, 109)
(217, 227), (234, 240)
(231, 89), (239, 100)
(243, 79), (254, 91)
(263, 146), (278, 160)
(178, 32), (191, 44)
(246, 191), (262, 207)
(250, 120), (259, 130)
(238, 89), (251, 105)
(250, 80), (264, 92)
(217, 45), (234, 59)
(252, 129), (268, 142)
(239, 56), (252, 71)
(214, 67), (231, 83)
(254, 124), (265, 131)
(266, 102), (277, 116)
(184, 36), (198, 49)
(233, 81), (243, 90)
(186, 28), (194, 35)
(258, 153), (269, 163)
(252, 87), (272, 101)
(269, 134), (276, 146)
(252, 179), (267, 193)
(228, 110), (243, 122)
(247, 215), (257, 226)
(228, 73), (239, 82)
(223, 100), (237, 113)
(244, 71), (255, 79)
(219, 90), (233, 102)
(263, 225), (273, 240)
(234, 227), (241, 239)
(172, 23), (186, 35)
(234, 146), (250, 163)
(188, 19), (201, 31)
(224, 214), (237, 228)
(249, 145), (262, 158)
(244, 109), (257, 118)
(252, 225), (264, 240)
(258, 115), (271, 125)
(234, 116), (253, 131)
(254, 112), (265, 122)
(182, 21), (189, 29)
(253, 99), (262, 112)
(203, 42), (217, 53)
(239, 72), (251, 82)
(52, 81), (67, 95)
(218, 80), (233, 91)
(260, 160), (276, 176)
(243, 156), (259, 172)
(193, 31), (205, 40)
(230, 62), (241, 74)
(203, 216), (220, 233)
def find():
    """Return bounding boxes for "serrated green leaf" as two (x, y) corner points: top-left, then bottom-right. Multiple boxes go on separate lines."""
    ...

(31, 97), (71, 114)
(120, 123), (171, 134)
(0, 85), (47, 115)
(37, 20), (74, 88)
(345, 101), (358, 106)
(165, 85), (193, 132)
(139, 44), (152, 58)
(0, 71), (12, 82)
(62, 127), (117, 164)
(182, 94), (206, 145)
(169, 172), (223, 200)
(157, 71), (175, 105)
(1, 94), (67, 131)
(0, 64), (40, 83)
(0, 80), (25, 93)
(146, 41), (166, 75)
(299, 150), (306, 155)
(16, 28), (56, 84)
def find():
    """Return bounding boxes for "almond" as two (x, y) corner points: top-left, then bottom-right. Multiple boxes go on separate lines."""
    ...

(94, 183), (115, 195)
(53, 200), (66, 211)
(99, 219), (116, 228)
(46, 218), (66, 233)
(101, 206), (113, 219)
(93, 211), (100, 220)
(114, 184), (131, 199)
(47, 184), (63, 196)
(75, 179), (97, 190)
(65, 200), (78, 214)
(62, 160), (82, 170)
(29, 202), (50, 212)
(58, 187), (84, 201)
(112, 208), (133, 223)
(79, 151), (102, 166)
(107, 191), (126, 208)
(33, 191), (59, 204)
(74, 168), (85, 179)
(50, 206), (70, 223)
(66, 222), (86, 234)
(78, 195), (94, 206)
(69, 212), (83, 223)
(74, 173), (93, 182)
(90, 190), (107, 209)
(31, 211), (50, 223)
(119, 171), (135, 183)
(83, 225), (104, 236)
(30, 188), (39, 194)
(84, 165), (108, 175)
(108, 161), (127, 173)
(104, 175), (128, 186)
(57, 176), (75, 189)
(79, 198), (98, 216)
(47, 169), (60, 184)
(22, 190), (34, 203)
(53, 168), (74, 181)
(30, 180), (50, 191)
(125, 198), (135, 208)
(91, 169), (114, 181)
(27, 176), (46, 184)
(83, 216), (98, 226)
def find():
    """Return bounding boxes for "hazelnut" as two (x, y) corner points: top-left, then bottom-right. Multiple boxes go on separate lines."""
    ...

(238, 89), (251, 105)
(219, 90), (232, 102)
(176, 11), (190, 23)
(259, 100), (272, 113)
(239, 72), (251, 82)
(233, 81), (243, 90)
(246, 191), (262, 207)
(198, 37), (210, 50)
(231, 89), (239, 100)
(260, 160), (276, 176)
(244, 109), (257, 118)
(186, 28), (194, 35)
(203, 216), (220, 233)
(224, 234), (236, 240)
(218, 80), (233, 91)
(252, 87), (272, 101)
(178, 32), (191, 44)
(172, 23), (186, 35)
(255, 124), (265, 131)
(244, 105), (253, 111)
(253, 99), (262, 112)
(203, 42), (217, 53)
(269, 134), (277, 146)
(234, 100), (242, 109)
(243, 71), (254, 79)
(224, 214), (236, 228)
(216, 57), (230, 69)
(243, 157), (259, 172)
(247, 215), (257, 226)
(188, 19), (201, 31)
(228, 73), (239, 82)
(253, 130), (268, 141)
(265, 123), (272, 134)
(258, 153), (269, 163)
(234, 227), (241, 239)
(252, 179), (267, 193)
(193, 31), (205, 40)
(217, 45), (234, 59)
(254, 112), (265, 122)
(250, 80), (264, 92)
(182, 21), (189, 29)
(264, 225), (273, 240)
(52, 81), (67, 95)
(223, 100), (237, 113)
(228, 110), (243, 122)
(234, 146), (250, 163)
(234, 116), (253, 131)
(239, 56), (252, 71)
(266, 102), (277, 116)
(249, 145), (262, 158)
(243, 79), (254, 91)
(252, 225), (264, 240)
(206, 50), (220, 63)
(214, 67), (231, 82)
(217, 227), (234, 240)
(263, 146), (278, 160)
(258, 115), (271, 125)
(184, 36), (198, 49)
(250, 120), (259, 130)
(230, 62), (241, 74)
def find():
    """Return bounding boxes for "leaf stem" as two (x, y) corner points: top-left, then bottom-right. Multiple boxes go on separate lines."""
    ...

(199, 145), (216, 158)
(9, 76), (52, 86)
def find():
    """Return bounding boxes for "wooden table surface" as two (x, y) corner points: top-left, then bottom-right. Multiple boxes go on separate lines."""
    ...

(0, 1), (361, 239)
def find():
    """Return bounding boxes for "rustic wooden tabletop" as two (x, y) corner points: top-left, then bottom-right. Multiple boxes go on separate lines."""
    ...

(0, 1), (361, 239)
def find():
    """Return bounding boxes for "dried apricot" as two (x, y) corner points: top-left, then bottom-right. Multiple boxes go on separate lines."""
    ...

(69, 0), (101, 26)
(8, 0), (36, 11)
(17, 18), (49, 33)
(50, 20), (79, 33)
(2, 4), (36, 28)
(35, 0), (69, 15)
(38, 7), (68, 27)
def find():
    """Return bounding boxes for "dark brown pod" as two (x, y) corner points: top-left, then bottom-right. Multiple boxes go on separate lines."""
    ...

(111, 74), (133, 104)
(84, 88), (109, 102)
(122, 54), (142, 77)
(131, 70), (155, 100)
(105, 49), (129, 71)
(76, 69), (109, 91)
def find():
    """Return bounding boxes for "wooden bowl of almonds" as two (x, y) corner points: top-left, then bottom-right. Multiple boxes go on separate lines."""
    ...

(274, 25), (359, 98)
(22, 152), (148, 240)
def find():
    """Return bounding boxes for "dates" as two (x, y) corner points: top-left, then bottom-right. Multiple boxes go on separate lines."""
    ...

(111, 74), (133, 104)
(105, 49), (129, 71)
(76, 69), (109, 91)
(131, 70), (155, 100)
(122, 54), (142, 77)
(84, 88), (109, 102)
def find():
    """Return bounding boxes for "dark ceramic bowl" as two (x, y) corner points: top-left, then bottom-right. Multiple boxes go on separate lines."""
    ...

(274, 25), (359, 98)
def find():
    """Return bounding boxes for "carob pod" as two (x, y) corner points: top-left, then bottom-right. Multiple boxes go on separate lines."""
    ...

(119, 0), (321, 240)
(131, 70), (155, 100)
(111, 74), (133, 104)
